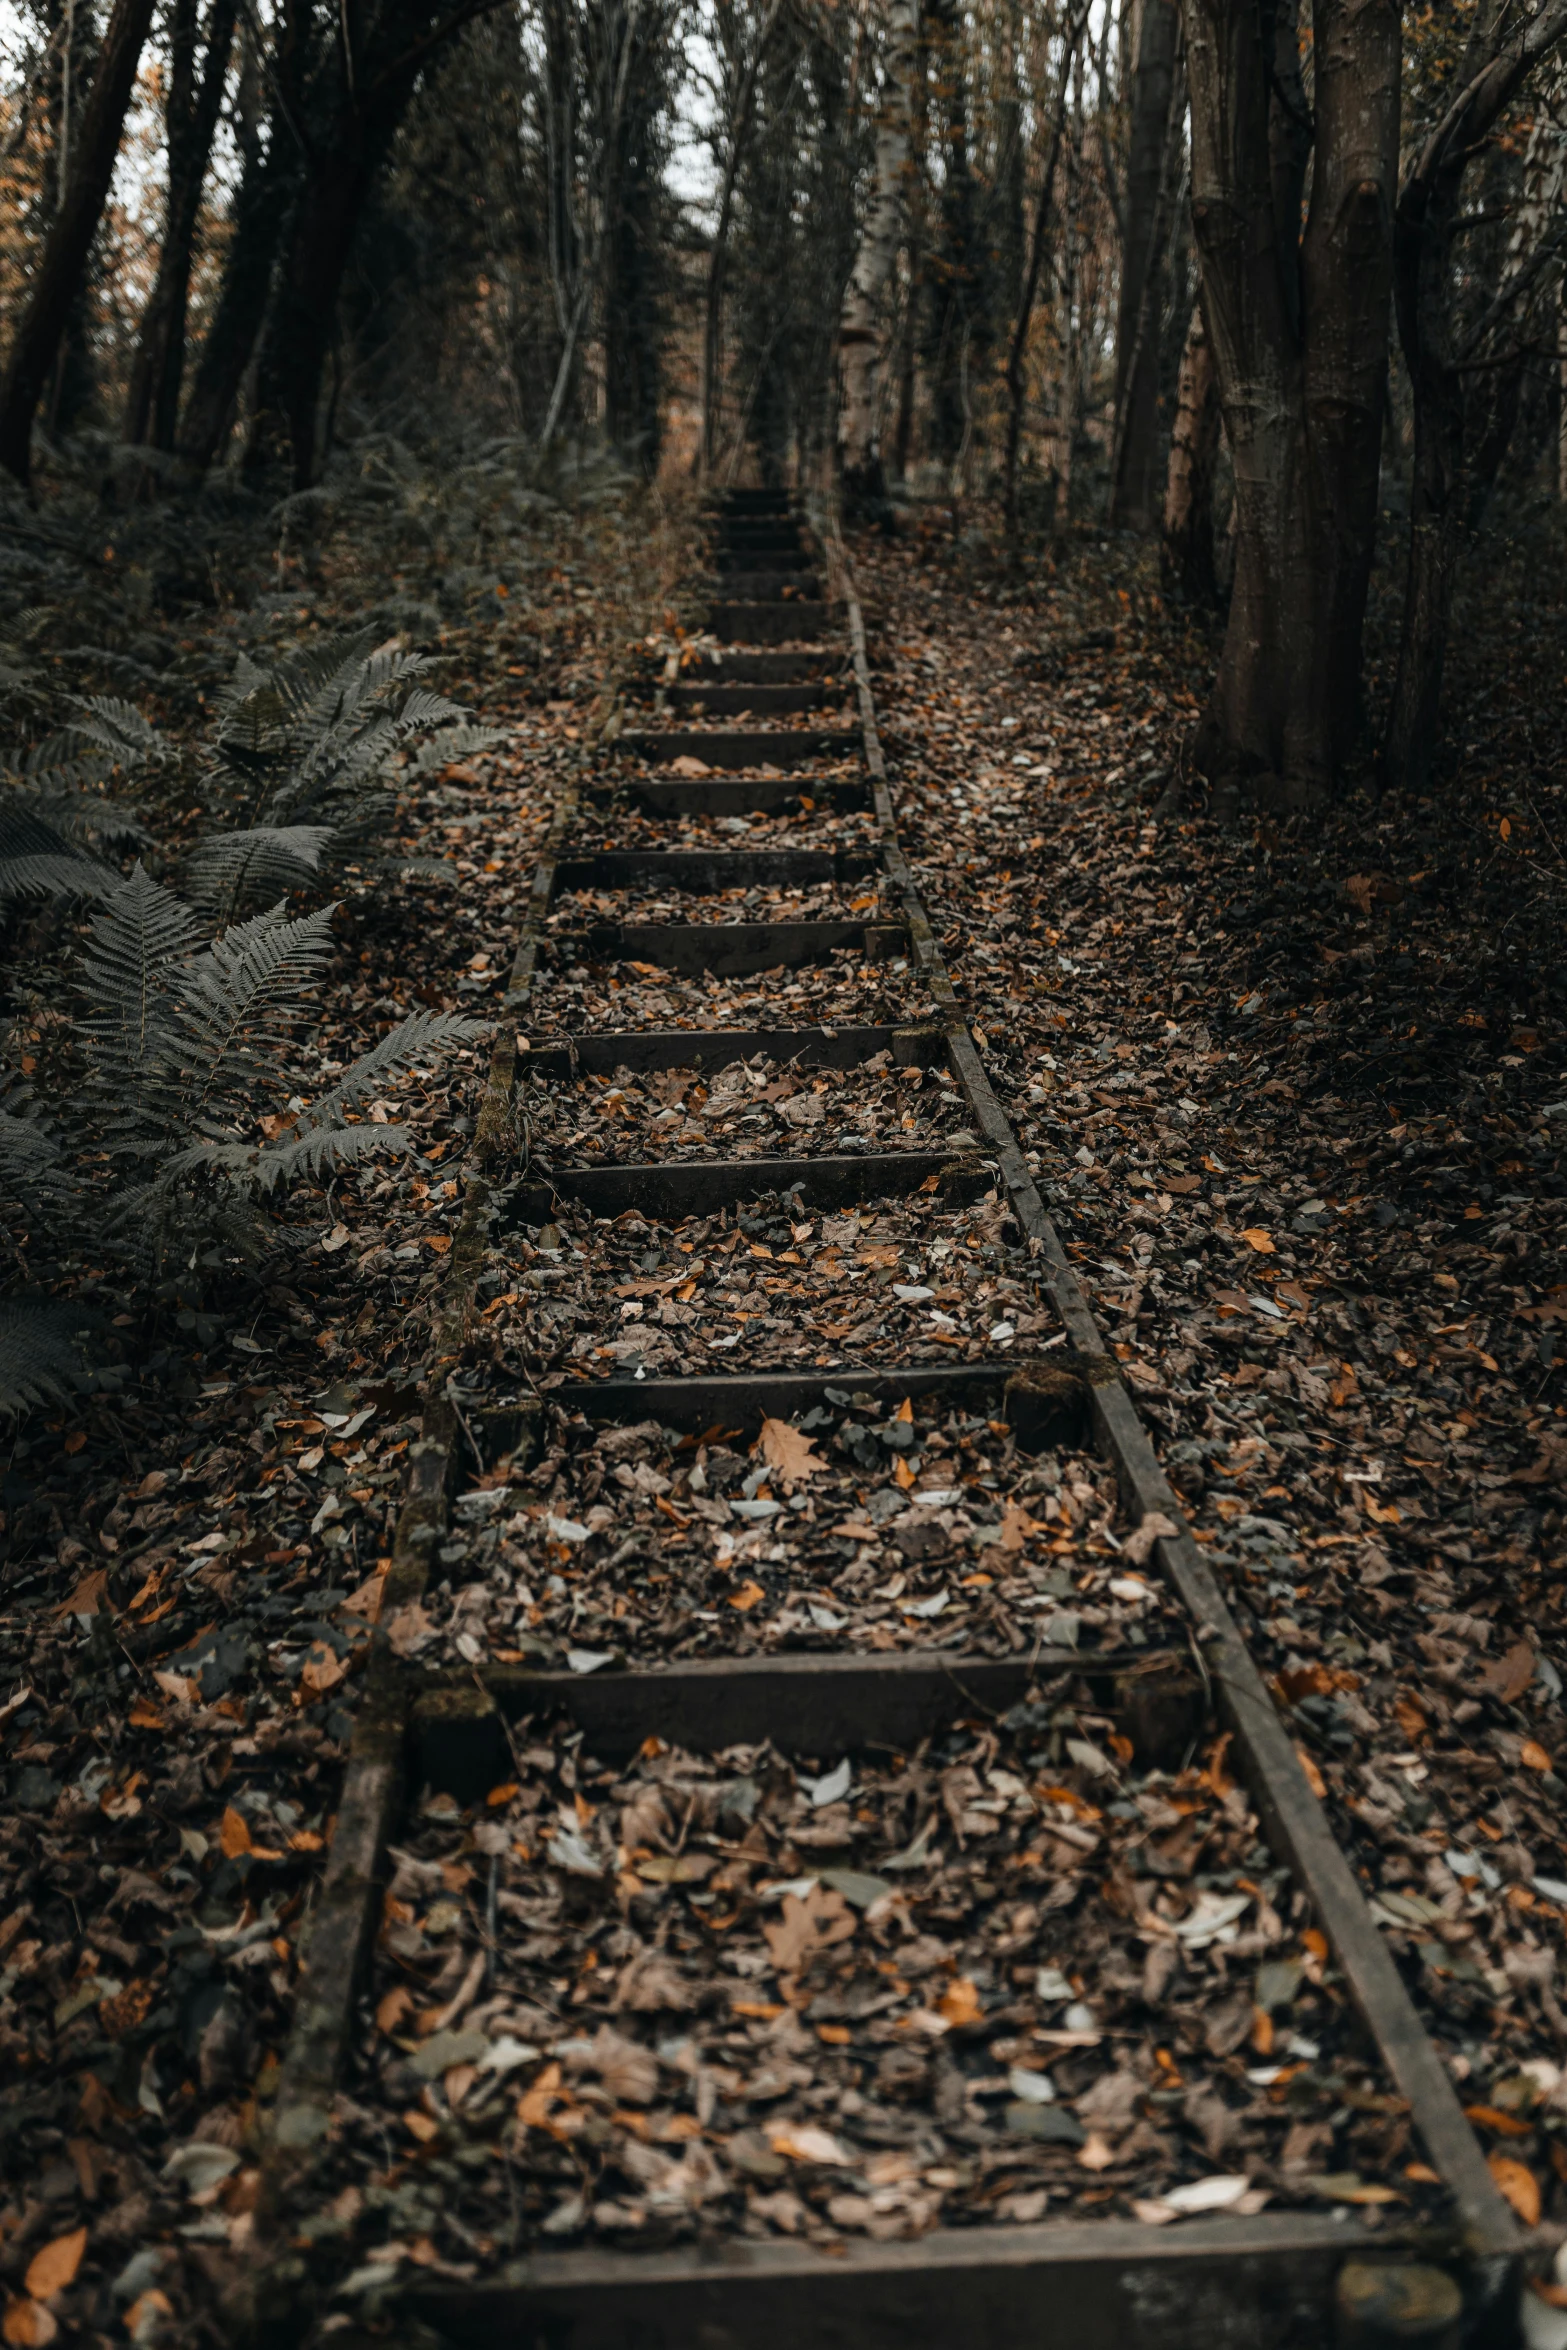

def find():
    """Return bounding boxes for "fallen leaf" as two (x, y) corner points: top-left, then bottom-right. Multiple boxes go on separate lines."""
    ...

(54, 1568), (109, 1618)
(667, 754), (711, 776)
(377, 1985), (414, 2036)
(758, 1416), (825, 1480)
(766, 2122), (851, 2166)
(3, 2301), (56, 2346)
(763, 1886), (856, 1973)
(1521, 1741), (1554, 1773)
(300, 1641), (347, 1695)
(24, 2231), (86, 2300)
(219, 1806), (252, 1857)
(1294, 1745), (1327, 1800)
(939, 1976), (984, 2028)
(1240, 1228), (1275, 1254)
(1488, 2154), (1540, 2225)
(1480, 1641), (1536, 1704)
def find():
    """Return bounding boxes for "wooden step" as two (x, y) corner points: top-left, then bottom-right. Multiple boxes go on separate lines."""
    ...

(551, 848), (879, 894)
(666, 682), (837, 715)
(512, 1148), (991, 1223)
(518, 1022), (947, 1078)
(545, 918), (902, 978)
(710, 600), (839, 643)
(670, 652), (842, 683)
(615, 773), (870, 816)
(716, 570), (822, 600)
(619, 728), (858, 771)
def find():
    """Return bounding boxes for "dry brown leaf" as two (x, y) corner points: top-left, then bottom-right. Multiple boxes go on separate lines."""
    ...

(1480, 1640), (1536, 1704)
(667, 754), (711, 776)
(1488, 2154), (1540, 2226)
(300, 1641), (347, 1695)
(763, 1886), (856, 1973)
(1240, 1228), (1275, 1254)
(54, 1569), (109, 1618)
(758, 1416), (824, 1481)
(3, 2300), (57, 2347)
(219, 1805), (252, 1858)
(377, 1985), (414, 2036)
(24, 2230), (86, 2301)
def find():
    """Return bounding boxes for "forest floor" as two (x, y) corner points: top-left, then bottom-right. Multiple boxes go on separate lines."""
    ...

(3, 480), (1566, 2345)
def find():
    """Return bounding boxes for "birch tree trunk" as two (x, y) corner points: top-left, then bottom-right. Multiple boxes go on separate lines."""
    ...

(1181, 0), (1400, 806)
(1161, 295), (1220, 599)
(837, 0), (919, 509)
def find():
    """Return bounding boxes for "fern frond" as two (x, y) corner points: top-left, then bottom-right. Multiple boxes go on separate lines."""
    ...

(64, 695), (162, 764)
(0, 1297), (93, 1415)
(251, 1119), (414, 1188)
(171, 901), (336, 1125)
(77, 864), (204, 1102)
(185, 825), (336, 914)
(408, 723), (509, 773)
(296, 1007), (484, 1133)
(0, 851), (112, 903)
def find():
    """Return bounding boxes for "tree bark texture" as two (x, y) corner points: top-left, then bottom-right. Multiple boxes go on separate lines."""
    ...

(0, 0), (158, 484)
(177, 124), (299, 476)
(702, 0), (784, 476)
(1001, 0), (1089, 548)
(124, 0), (238, 451)
(1384, 19), (1567, 792)
(1181, 0), (1400, 803)
(1161, 294), (1220, 600)
(925, 0), (980, 466)
(1110, 0), (1180, 529)
(837, 0), (918, 506)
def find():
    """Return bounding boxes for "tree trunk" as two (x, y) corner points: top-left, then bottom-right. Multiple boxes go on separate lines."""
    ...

(925, 0), (978, 467)
(124, 0), (238, 451)
(702, 0), (783, 477)
(1181, 0), (1400, 805)
(837, 0), (918, 509)
(1110, 0), (1180, 528)
(1001, 0), (1088, 550)
(0, 0), (158, 485)
(1384, 38), (1567, 791)
(1161, 295), (1220, 599)
(176, 124), (298, 476)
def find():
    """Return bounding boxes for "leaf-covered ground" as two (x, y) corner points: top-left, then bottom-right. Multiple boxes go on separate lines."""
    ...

(5, 494), (1567, 2341)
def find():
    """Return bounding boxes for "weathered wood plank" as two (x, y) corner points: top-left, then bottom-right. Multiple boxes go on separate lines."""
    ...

(511, 1148), (991, 1221)
(619, 728), (859, 770)
(407, 2212), (1425, 2350)
(516, 1022), (941, 1078)
(545, 919), (897, 977)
